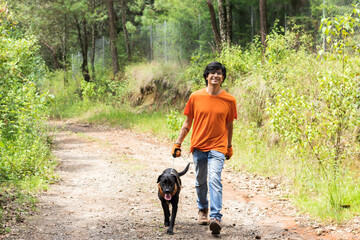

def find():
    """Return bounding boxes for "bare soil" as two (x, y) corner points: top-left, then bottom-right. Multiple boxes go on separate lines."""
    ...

(4, 121), (360, 239)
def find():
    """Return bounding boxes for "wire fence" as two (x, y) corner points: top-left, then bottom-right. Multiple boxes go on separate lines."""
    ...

(71, 36), (110, 76)
(69, 2), (360, 75)
(71, 16), (211, 74)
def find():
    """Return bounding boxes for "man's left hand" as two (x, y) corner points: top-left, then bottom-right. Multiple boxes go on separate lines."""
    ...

(225, 146), (233, 160)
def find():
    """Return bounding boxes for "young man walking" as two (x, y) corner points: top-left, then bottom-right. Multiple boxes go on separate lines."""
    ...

(171, 62), (237, 235)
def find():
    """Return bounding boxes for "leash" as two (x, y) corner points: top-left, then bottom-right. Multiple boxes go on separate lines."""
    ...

(170, 157), (175, 174)
(170, 151), (192, 174)
(181, 150), (192, 160)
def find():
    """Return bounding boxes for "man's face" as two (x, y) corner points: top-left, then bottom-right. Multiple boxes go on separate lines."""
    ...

(206, 69), (224, 86)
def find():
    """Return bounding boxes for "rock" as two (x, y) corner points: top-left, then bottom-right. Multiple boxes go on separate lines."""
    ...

(315, 228), (325, 236)
(269, 184), (277, 189)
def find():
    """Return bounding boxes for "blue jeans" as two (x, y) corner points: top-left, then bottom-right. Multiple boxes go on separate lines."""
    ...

(193, 149), (225, 221)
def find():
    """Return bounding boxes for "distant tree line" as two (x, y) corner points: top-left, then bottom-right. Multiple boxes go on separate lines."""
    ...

(8, 0), (358, 81)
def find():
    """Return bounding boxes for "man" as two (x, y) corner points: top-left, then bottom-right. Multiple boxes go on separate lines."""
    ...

(171, 61), (237, 235)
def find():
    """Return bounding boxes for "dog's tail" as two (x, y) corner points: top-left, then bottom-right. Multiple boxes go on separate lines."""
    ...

(178, 162), (190, 176)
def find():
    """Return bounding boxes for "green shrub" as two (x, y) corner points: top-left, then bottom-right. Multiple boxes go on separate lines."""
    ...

(0, 2), (55, 232)
(212, 14), (360, 222)
(266, 7), (360, 221)
(0, 3), (53, 182)
(166, 109), (184, 140)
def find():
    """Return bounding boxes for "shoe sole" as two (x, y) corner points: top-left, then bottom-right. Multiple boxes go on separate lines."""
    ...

(209, 221), (221, 234)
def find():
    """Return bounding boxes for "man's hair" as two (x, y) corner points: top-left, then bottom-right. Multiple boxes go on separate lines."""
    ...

(203, 61), (227, 86)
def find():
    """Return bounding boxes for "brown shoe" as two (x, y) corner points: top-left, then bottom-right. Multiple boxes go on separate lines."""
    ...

(197, 208), (209, 225)
(209, 218), (221, 235)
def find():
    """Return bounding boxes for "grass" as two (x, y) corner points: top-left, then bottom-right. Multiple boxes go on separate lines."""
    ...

(0, 183), (42, 234)
(43, 48), (360, 224)
(291, 166), (360, 222)
(49, 97), (360, 224)
(0, 123), (58, 233)
(47, 82), (360, 224)
(82, 104), (192, 151)
(227, 121), (360, 223)
(85, 105), (170, 138)
(230, 123), (290, 177)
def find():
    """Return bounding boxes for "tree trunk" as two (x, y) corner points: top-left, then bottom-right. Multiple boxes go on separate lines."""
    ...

(206, 0), (221, 53)
(91, 0), (96, 81)
(63, 12), (68, 85)
(82, 18), (90, 82)
(107, 0), (120, 76)
(217, 0), (227, 44)
(75, 16), (90, 82)
(226, 0), (232, 45)
(121, 0), (131, 61)
(259, 0), (267, 48)
(42, 41), (61, 70)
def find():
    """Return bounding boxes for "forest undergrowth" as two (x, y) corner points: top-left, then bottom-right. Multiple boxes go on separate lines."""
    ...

(0, 3), (57, 234)
(45, 19), (360, 224)
(3, 2), (360, 234)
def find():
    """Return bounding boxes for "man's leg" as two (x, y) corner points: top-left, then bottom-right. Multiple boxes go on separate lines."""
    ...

(208, 150), (225, 221)
(193, 149), (209, 217)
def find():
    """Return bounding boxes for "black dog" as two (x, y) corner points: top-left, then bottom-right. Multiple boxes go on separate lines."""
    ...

(157, 162), (190, 234)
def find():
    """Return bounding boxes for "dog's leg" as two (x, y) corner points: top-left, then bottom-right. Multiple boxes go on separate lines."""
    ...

(161, 199), (170, 227)
(167, 197), (179, 235)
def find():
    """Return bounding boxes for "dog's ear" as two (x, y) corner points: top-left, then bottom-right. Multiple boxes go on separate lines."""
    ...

(157, 174), (163, 183)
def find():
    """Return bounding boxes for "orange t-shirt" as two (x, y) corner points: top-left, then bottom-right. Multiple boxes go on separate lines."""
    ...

(184, 88), (237, 155)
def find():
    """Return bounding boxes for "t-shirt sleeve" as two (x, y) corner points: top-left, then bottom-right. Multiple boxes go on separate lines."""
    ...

(226, 98), (237, 122)
(183, 95), (194, 118)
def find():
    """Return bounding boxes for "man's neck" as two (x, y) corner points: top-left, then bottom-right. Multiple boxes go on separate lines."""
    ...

(206, 85), (223, 96)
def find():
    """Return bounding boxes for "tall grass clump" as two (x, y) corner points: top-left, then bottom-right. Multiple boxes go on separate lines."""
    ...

(0, 3), (56, 232)
(216, 12), (360, 222)
(125, 61), (191, 110)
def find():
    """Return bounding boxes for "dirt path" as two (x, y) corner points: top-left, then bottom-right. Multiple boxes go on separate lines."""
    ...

(6, 121), (360, 239)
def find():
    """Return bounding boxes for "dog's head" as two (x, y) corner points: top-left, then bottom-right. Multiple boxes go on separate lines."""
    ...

(157, 173), (178, 201)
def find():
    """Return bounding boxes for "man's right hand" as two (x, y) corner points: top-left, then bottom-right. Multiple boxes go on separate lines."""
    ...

(172, 143), (181, 158)
(225, 146), (233, 160)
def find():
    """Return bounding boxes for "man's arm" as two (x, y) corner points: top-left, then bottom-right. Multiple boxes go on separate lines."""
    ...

(225, 121), (234, 160)
(226, 121), (233, 147)
(175, 116), (193, 144)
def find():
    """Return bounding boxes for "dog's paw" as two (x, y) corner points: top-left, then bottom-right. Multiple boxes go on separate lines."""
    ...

(164, 221), (170, 227)
(166, 228), (174, 235)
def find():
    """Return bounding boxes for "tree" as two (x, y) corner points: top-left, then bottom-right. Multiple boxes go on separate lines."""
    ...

(12, 0), (356, 70)
(10, 0), (67, 70)
(121, 0), (131, 61)
(226, 0), (232, 45)
(218, 0), (227, 44)
(107, 0), (120, 75)
(75, 15), (91, 82)
(259, 0), (267, 48)
(207, 0), (221, 53)
(218, 0), (233, 45)
(90, 0), (96, 81)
